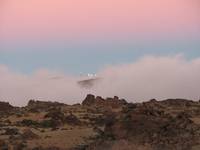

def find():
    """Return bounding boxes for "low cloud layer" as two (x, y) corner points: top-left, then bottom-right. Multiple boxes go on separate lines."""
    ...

(1, 54), (200, 106)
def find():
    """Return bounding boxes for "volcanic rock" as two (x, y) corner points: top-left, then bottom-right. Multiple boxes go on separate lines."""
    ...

(21, 129), (39, 140)
(0, 101), (14, 112)
(82, 94), (127, 109)
(4, 128), (19, 135)
(82, 94), (96, 106)
(0, 140), (9, 150)
(89, 99), (200, 150)
(27, 100), (65, 112)
(65, 113), (81, 126)
(44, 108), (65, 122)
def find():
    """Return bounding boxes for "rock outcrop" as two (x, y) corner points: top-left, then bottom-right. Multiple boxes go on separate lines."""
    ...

(21, 129), (39, 140)
(0, 101), (14, 112)
(1, 95), (200, 150)
(27, 100), (66, 112)
(86, 98), (200, 150)
(82, 94), (127, 109)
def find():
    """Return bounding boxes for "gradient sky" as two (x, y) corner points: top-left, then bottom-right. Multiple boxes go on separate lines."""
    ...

(0, 0), (200, 74)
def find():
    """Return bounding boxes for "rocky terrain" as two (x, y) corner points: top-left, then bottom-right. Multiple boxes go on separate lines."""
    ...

(0, 95), (200, 150)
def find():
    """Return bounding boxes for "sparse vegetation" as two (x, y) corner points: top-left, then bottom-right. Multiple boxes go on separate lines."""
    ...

(0, 95), (200, 150)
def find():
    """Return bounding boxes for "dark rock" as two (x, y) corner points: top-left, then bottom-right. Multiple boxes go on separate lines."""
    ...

(82, 94), (127, 109)
(0, 102), (14, 116)
(19, 119), (39, 127)
(39, 119), (61, 128)
(32, 146), (62, 150)
(82, 94), (96, 106)
(0, 140), (8, 150)
(21, 129), (39, 140)
(100, 100), (200, 150)
(4, 128), (19, 135)
(44, 108), (65, 122)
(27, 100), (65, 112)
(65, 113), (81, 126)
(13, 142), (27, 150)
(161, 99), (194, 107)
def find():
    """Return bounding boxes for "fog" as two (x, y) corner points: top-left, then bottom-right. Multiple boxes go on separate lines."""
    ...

(1, 54), (200, 106)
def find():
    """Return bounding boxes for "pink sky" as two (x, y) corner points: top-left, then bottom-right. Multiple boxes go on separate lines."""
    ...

(0, 1), (200, 105)
(1, 0), (200, 41)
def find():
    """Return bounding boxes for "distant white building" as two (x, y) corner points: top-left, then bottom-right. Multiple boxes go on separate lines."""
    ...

(77, 73), (101, 88)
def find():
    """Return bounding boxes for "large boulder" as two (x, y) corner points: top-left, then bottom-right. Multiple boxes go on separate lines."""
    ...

(82, 94), (96, 106)
(27, 100), (65, 112)
(0, 140), (9, 150)
(44, 108), (65, 122)
(161, 99), (195, 107)
(82, 94), (127, 109)
(102, 102), (200, 150)
(21, 129), (39, 140)
(65, 113), (81, 126)
(0, 101), (14, 112)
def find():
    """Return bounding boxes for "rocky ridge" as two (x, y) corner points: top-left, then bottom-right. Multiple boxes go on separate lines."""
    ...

(0, 95), (200, 150)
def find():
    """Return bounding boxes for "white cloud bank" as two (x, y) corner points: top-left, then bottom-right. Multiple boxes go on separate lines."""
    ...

(1, 54), (200, 106)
